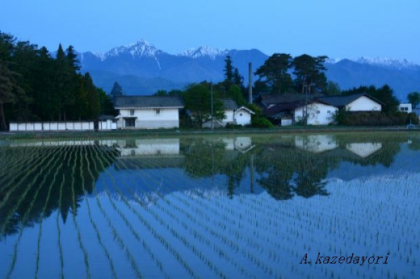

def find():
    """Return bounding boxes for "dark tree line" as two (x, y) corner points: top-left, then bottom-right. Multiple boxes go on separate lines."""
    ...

(0, 31), (115, 130)
(254, 53), (329, 95)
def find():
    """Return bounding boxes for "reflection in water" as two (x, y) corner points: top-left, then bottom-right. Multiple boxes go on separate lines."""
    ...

(0, 133), (419, 278)
(0, 133), (408, 237)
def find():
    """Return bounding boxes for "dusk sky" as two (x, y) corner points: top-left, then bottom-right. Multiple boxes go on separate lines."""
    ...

(2, 0), (420, 63)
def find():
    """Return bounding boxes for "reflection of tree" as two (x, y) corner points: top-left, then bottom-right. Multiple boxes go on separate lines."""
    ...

(255, 141), (332, 200)
(0, 144), (117, 238)
(336, 134), (401, 167)
(181, 137), (254, 198)
(182, 138), (226, 178)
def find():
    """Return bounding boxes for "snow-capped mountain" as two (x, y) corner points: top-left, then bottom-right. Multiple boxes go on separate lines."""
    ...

(93, 40), (162, 60)
(78, 40), (420, 99)
(354, 57), (418, 70)
(178, 45), (228, 60)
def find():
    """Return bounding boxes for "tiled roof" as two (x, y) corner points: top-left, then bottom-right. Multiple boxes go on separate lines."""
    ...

(317, 93), (383, 107)
(114, 96), (184, 108)
(222, 99), (239, 110)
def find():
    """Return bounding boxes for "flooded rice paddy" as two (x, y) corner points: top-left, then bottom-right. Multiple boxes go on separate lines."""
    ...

(0, 132), (419, 278)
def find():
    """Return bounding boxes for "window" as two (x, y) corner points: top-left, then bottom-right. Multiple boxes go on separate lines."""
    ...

(125, 118), (135, 127)
(130, 109), (134, 116)
(155, 109), (160, 115)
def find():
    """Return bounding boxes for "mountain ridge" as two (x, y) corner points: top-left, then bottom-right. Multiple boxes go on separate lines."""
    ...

(78, 40), (420, 100)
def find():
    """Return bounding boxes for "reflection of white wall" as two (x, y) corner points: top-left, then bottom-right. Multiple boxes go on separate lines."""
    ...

(295, 135), (338, 153)
(346, 143), (382, 158)
(117, 138), (180, 156)
(294, 102), (337, 125)
(222, 137), (253, 152)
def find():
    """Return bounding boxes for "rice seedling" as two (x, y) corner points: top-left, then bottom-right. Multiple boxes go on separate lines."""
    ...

(34, 145), (70, 279)
(70, 146), (91, 279)
(81, 144), (118, 279)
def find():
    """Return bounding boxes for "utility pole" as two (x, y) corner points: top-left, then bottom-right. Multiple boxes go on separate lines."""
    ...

(211, 83), (214, 130)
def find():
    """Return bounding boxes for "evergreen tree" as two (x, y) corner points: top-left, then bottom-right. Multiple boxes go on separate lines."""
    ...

(223, 55), (234, 87)
(407, 92), (420, 109)
(292, 54), (328, 94)
(255, 53), (293, 94)
(0, 60), (24, 130)
(110, 81), (123, 100)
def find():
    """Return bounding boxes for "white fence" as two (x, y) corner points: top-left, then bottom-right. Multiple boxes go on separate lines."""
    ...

(9, 120), (116, 132)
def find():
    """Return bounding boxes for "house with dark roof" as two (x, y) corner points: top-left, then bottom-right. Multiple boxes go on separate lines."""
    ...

(202, 99), (254, 128)
(114, 96), (184, 129)
(264, 93), (382, 126)
(317, 93), (382, 112)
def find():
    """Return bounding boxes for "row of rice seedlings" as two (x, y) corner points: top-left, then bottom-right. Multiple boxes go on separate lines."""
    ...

(160, 161), (307, 276)
(70, 146), (91, 279)
(111, 152), (276, 277)
(111, 156), (243, 279)
(0, 144), (63, 236)
(132, 157), (270, 259)
(93, 146), (198, 279)
(0, 145), (41, 187)
(4, 145), (66, 279)
(0, 145), (60, 215)
(89, 146), (177, 279)
(34, 144), (70, 279)
(115, 160), (255, 279)
(88, 145), (144, 279)
(81, 144), (118, 279)
(56, 173), (65, 279)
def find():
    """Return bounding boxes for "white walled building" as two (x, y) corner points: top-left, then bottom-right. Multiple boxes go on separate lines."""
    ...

(203, 99), (254, 128)
(318, 93), (382, 112)
(398, 103), (412, 113)
(294, 102), (337, 125)
(114, 96), (184, 129)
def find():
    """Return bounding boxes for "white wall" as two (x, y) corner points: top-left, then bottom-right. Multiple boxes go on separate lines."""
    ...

(234, 109), (252, 126)
(118, 108), (180, 129)
(398, 103), (412, 113)
(10, 121), (114, 131)
(294, 103), (337, 125)
(346, 96), (381, 111)
(223, 110), (235, 123)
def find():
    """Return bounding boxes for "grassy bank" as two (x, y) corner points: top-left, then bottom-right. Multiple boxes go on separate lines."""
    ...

(0, 125), (419, 140)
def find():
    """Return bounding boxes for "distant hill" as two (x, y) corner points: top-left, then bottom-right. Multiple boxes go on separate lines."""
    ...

(78, 40), (420, 101)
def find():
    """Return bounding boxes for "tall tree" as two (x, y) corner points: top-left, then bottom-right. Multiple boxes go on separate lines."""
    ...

(292, 54), (328, 94)
(255, 53), (293, 94)
(183, 83), (224, 128)
(109, 81), (123, 100)
(0, 60), (24, 130)
(407, 92), (420, 109)
(223, 55), (234, 89)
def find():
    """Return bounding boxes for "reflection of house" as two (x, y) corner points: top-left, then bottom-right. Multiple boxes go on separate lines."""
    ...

(115, 138), (180, 157)
(346, 143), (382, 158)
(114, 96), (184, 129)
(203, 99), (254, 128)
(295, 135), (338, 153)
(222, 137), (255, 153)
